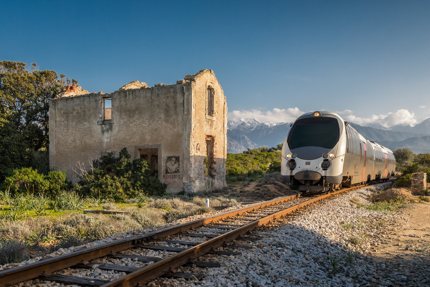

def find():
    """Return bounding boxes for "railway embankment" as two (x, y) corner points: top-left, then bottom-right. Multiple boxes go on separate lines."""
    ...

(149, 185), (430, 287)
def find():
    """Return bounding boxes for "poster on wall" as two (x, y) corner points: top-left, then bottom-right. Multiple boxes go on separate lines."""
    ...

(165, 156), (180, 174)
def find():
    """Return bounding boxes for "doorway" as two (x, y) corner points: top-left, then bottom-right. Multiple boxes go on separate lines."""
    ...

(138, 148), (159, 176)
(205, 136), (215, 178)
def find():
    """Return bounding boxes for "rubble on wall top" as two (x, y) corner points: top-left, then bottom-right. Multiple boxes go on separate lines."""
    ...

(119, 80), (149, 90)
(60, 84), (90, 97)
(54, 69), (215, 100)
(184, 69), (213, 81)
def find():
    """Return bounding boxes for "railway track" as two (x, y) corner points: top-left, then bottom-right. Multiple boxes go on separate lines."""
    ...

(0, 184), (372, 287)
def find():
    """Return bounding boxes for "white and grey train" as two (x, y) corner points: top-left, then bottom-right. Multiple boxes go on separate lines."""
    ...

(281, 111), (396, 192)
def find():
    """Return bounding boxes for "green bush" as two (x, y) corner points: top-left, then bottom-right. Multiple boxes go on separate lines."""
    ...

(227, 147), (281, 181)
(45, 171), (68, 196)
(394, 174), (412, 187)
(1, 168), (68, 197)
(397, 152), (430, 183)
(2, 167), (49, 195)
(75, 148), (166, 201)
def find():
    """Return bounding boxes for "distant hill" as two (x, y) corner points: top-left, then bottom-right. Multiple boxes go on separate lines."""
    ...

(228, 118), (430, 154)
(390, 118), (430, 135)
(385, 136), (430, 154)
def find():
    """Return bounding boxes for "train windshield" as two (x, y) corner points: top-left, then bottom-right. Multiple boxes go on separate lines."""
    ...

(288, 117), (340, 149)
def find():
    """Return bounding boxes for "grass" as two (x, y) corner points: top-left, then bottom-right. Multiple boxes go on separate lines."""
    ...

(419, 196), (430, 202)
(364, 188), (416, 212)
(340, 222), (354, 231)
(365, 199), (406, 212)
(347, 235), (366, 246)
(0, 193), (239, 265)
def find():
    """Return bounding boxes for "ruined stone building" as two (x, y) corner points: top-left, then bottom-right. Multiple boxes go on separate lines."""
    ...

(49, 69), (227, 192)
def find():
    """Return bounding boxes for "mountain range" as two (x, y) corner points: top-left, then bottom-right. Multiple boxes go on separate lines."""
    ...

(228, 118), (430, 154)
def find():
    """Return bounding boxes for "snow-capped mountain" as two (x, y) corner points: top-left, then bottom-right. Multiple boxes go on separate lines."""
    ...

(228, 118), (430, 154)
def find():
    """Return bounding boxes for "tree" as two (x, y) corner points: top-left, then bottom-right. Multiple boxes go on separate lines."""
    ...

(0, 61), (66, 180)
(393, 148), (414, 166)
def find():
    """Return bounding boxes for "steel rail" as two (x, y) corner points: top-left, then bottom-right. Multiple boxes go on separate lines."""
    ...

(0, 194), (299, 286)
(103, 184), (365, 287)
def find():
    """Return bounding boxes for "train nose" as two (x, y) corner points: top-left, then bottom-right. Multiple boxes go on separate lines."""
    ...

(294, 170), (322, 183)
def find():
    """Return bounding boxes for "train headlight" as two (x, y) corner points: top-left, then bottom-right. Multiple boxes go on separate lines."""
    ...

(321, 159), (331, 170)
(287, 159), (296, 170)
(323, 153), (335, 160)
(286, 153), (292, 158)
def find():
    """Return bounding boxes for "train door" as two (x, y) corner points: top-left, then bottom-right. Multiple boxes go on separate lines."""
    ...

(367, 143), (375, 181)
(361, 142), (367, 182)
(383, 153), (388, 178)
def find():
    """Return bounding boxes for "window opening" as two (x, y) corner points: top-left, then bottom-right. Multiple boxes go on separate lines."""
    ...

(207, 87), (215, 116)
(103, 98), (112, 121)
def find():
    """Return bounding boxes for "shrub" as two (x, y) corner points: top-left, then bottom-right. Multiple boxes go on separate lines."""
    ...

(2, 167), (48, 195)
(394, 174), (412, 187)
(45, 171), (68, 196)
(75, 148), (166, 201)
(0, 240), (29, 264)
(1, 168), (68, 197)
(227, 147), (281, 181)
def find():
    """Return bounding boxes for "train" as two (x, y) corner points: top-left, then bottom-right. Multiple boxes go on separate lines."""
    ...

(281, 111), (396, 193)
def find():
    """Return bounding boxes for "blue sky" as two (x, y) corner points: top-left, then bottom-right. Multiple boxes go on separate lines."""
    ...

(1, 0), (430, 126)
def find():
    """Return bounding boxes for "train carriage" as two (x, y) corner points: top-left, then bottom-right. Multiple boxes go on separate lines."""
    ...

(281, 111), (396, 192)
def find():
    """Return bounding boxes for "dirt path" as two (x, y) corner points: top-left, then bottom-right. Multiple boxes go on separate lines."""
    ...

(372, 201), (430, 286)
(376, 202), (430, 257)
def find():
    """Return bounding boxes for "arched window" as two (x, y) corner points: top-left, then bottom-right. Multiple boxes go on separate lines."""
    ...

(207, 87), (215, 116)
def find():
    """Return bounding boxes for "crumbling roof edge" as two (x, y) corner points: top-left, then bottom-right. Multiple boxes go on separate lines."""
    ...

(53, 69), (216, 101)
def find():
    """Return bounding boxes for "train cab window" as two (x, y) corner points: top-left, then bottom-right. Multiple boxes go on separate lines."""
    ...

(287, 117), (340, 149)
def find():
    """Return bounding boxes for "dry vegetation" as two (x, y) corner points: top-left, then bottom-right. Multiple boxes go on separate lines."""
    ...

(0, 195), (239, 265)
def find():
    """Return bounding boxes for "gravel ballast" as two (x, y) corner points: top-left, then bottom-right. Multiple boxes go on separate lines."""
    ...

(153, 185), (429, 287)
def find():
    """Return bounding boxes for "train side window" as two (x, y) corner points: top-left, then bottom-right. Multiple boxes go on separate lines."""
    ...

(346, 127), (351, 152)
(359, 143), (362, 159)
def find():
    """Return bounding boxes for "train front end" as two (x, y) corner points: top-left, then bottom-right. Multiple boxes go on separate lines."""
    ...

(281, 111), (346, 193)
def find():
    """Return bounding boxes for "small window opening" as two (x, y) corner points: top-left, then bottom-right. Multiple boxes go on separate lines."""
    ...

(103, 98), (112, 121)
(207, 87), (215, 116)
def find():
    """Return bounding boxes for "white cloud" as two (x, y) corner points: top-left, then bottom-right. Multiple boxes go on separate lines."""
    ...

(229, 107), (417, 128)
(229, 107), (304, 125)
(419, 105), (427, 109)
(338, 109), (417, 128)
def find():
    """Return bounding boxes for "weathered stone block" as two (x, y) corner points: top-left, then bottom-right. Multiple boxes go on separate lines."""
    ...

(411, 172), (427, 195)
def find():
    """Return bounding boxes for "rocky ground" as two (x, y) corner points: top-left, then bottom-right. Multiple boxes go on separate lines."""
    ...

(150, 185), (430, 287)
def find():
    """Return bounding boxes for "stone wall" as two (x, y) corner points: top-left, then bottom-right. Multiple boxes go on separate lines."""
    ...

(186, 71), (227, 192)
(49, 69), (226, 193)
